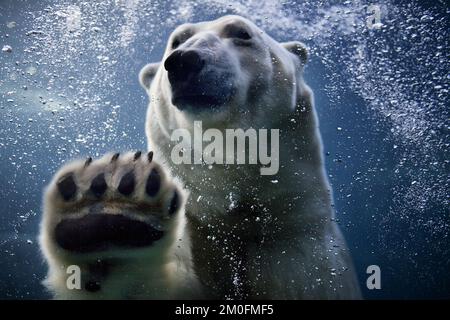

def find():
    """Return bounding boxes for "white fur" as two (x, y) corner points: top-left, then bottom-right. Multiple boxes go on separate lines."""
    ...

(40, 15), (361, 299)
(39, 152), (201, 299)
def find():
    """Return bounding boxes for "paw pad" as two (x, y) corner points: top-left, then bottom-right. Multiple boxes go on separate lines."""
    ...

(118, 170), (135, 196)
(57, 174), (77, 201)
(145, 168), (161, 197)
(90, 173), (107, 198)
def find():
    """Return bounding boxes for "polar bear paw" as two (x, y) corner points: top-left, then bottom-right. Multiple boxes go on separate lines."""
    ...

(40, 151), (185, 298)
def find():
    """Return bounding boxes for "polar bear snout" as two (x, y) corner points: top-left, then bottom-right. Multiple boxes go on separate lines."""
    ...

(163, 48), (236, 111)
(164, 50), (205, 83)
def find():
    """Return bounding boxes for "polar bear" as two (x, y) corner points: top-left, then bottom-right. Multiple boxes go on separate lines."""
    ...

(39, 15), (361, 299)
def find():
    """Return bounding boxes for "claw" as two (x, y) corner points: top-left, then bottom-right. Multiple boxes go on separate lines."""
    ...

(147, 151), (154, 163)
(133, 151), (142, 161)
(111, 153), (120, 162)
(84, 157), (93, 167)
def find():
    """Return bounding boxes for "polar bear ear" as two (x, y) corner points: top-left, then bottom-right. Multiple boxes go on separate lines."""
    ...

(282, 41), (308, 65)
(139, 62), (160, 90)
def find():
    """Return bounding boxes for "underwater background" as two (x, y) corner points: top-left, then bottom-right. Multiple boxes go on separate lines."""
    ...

(0, 0), (448, 299)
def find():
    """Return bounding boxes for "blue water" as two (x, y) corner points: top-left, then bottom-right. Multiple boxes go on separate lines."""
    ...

(0, 0), (448, 299)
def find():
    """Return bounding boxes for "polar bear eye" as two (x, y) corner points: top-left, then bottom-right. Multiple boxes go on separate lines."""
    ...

(234, 29), (251, 40)
(230, 28), (252, 40)
(172, 38), (181, 49)
(171, 30), (194, 49)
(171, 36), (192, 49)
(223, 24), (252, 42)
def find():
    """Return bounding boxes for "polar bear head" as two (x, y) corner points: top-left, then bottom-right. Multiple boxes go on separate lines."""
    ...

(140, 15), (311, 132)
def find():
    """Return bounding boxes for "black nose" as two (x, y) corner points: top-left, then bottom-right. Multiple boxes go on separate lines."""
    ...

(164, 50), (205, 83)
